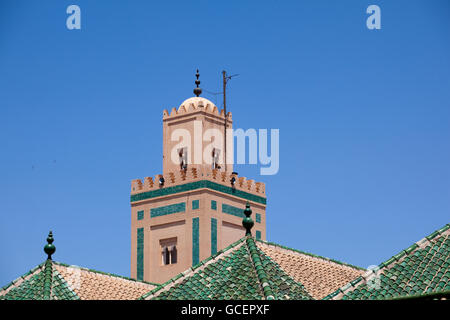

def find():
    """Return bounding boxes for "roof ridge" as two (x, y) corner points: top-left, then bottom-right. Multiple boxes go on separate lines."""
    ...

(245, 236), (275, 300)
(377, 223), (449, 270)
(43, 260), (53, 300)
(139, 236), (247, 300)
(323, 223), (450, 300)
(52, 261), (159, 287)
(255, 242), (314, 300)
(256, 239), (365, 271)
(50, 267), (80, 300)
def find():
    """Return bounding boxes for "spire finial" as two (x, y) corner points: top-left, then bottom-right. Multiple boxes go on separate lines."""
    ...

(193, 69), (202, 97)
(44, 231), (56, 260)
(242, 202), (254, 236)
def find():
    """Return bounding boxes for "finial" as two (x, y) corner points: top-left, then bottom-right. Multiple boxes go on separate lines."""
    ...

(193, 69), (202, 97)
(242, 202), (254, 236)
(44, 231), (56, 260)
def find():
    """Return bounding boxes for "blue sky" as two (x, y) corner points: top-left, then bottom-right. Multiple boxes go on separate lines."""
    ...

(0, 0), (449, 285)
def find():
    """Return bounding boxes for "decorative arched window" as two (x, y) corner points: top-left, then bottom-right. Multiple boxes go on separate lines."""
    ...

(160, 237), (178, 265)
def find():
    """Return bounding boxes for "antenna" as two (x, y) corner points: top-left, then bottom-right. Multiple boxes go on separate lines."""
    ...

(222, 70), (239, 172)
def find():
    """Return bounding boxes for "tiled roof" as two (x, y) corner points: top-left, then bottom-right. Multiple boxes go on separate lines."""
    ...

(256, 240), (365, 299)
(2, 224), (448, 300)
(0, 260), (158, 300)
(325, 224), (450, 300)
(140, 236), (316, 300)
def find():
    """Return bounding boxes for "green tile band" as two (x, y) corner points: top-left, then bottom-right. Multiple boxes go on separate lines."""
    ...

(192, 218), (200, 266)
(222, 203), (245, 218)
(256, 213), (261, 223)
(211, 218), (217, 255)
(131, 180), (266, 205)
(137, 228), (144, 280)
(192, 200), (199, 210)
(150, 202), (186, 218)
(256, 230), (261, 240)
(137, 210), (144, 221)
(211, 200), (217, 210)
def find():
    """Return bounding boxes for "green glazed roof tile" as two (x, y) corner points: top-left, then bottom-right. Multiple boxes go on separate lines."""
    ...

(326, 224), (450, 300)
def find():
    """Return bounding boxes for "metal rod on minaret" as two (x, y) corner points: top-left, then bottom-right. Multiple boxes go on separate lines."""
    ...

(222, 70), (239, 172)
(222, 70), (227, 171)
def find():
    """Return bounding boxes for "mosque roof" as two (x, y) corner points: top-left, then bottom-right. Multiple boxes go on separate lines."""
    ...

(1, 224), (448, 300)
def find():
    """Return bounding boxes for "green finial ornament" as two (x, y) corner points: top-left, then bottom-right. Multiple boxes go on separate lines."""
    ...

(242, 202), (254, 236)
(44, 231), (56, 260)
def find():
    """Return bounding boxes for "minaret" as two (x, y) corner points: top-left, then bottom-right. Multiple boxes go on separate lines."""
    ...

(162, 70), (233, 174)
(130, 71), (267, 283)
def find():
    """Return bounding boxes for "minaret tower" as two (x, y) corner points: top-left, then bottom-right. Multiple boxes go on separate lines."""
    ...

(130, 71), (267, 283)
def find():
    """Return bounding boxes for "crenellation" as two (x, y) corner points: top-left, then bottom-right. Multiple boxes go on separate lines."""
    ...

(131, 168), (266, 197)
(191, 167), (198, 179)
(238, 177), (246, 188)
(168, 172), (176, 185)
(185, 168), (196, 180)
(155, 174), (164, 188)
(247, 179), (255, 192)
(144, 177), (154, 189)
(220, 171), (227, 183)
(173, 170), (183, 182)
(180, 169), (188, 181)
(211, 169), (219, 180)
(131, 179), (143, 193)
